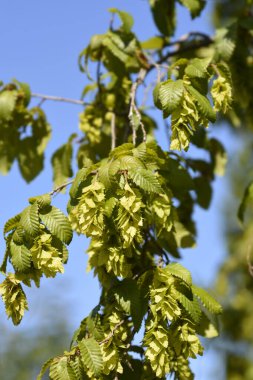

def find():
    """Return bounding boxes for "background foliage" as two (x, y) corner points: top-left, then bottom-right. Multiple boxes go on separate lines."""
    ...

(1, 0), (253, 379)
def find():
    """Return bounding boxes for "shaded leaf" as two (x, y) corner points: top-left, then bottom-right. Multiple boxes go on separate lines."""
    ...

(238, 181), (253, 223)
(187, 85), (216, 122)
(4, 213), (21, 235)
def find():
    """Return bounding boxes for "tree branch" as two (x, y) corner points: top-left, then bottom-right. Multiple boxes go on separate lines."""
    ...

(49, 180), (74, 195)
(147, 33), (213, 72)
(99, 320), (125, 345)
(32, 93), (89, 106)
(128, 68), (148, 144)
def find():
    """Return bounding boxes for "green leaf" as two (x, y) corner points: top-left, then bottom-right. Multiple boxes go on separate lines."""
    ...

(4, 213), (21, 235)
(110, 143), (134, 159)
(49, 357), (77, 380)
(174, 290), (202, 323)
(37, 357), (55, 380)
(109, 8), (134, 33)
(149, 0), (176, 36)
(86, 311), (104, 341)
(186, 85), (216, 122)
(79, 338), (103, 376)
(69, 167), (92, 199)
(104, 197), (118, 217)
(12, 225), (25, 244)
(10, 241), (31, 272)
(192, 285), (222, 314)
(208, 138), (227, 176)
(39, 206), (73, 245)
(238, 181), (253, 223)
(165, 262), (192, 286)
(98, 159), (120, 188)
(185, 58), (210, 78)
(20, 203), (40, 237)
(114, 279), (144, 331)
(28, 194), (51, 209)
(194, 176), (212, 209)
(196, 310), (220, 338)
(0, 244), (10, 273)
(51, 134), (76, 189)
(0, 90), (17, 121)
(13, 79), (31, 107)
(141, 36), (165, 50)
(128, 168), (162, 193)
(178, 0), (206, 18)
(155, 79), (184, 117)
(17, 137), (44, 183)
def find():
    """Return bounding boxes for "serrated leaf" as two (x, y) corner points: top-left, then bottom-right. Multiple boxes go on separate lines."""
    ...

(185, 58), (210, 78)
(174, 290), (202, 323)
(37, 357), (55, 380)
(109, 8), (134, 33)
(39, 206), (73, 245)
(165, 262), (192, 286)
(10, 241), (31, 272)
(156, 79), (184, 117)
(128, 168), (162, 193)
(12, 225), (25, 244)
(104, 197), (118, 217)
(79, 338), (103, 376)
(98, 159), (120, 188)
(86, 311), (104, 341)
(69, 357), (88, 380)
(192, 285), (222, 314)
(20, 203), (40, 237)
(4, 213), (21, 235)
(29, 194), (51, 209)
(187, 85), (216, 122)
(110, 143), (134, 159)
(49, 357), (77, 380)
(0, 243), (10, 273)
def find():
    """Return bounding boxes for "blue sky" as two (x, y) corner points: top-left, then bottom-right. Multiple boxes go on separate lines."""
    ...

(0, 1), (237, 378)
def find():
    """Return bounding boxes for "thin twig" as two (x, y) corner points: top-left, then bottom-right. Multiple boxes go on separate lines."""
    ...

(32, 93), (89, 106)
(146, 34), (213, 74)
(111, 112), (116, 150)
(128, 68), (148, 145)
(99, 320), (125, 345)
(50, 180), (74, 195)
